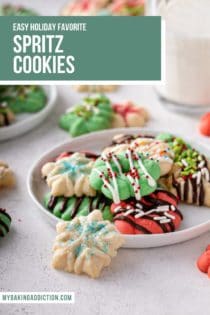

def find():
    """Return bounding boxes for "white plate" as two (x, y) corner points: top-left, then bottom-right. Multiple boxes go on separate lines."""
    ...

(0, 85), (57, 141)
(27, 128), (210, 248)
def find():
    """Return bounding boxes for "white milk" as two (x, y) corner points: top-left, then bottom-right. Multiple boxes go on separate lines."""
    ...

(157, 0), (210, 107)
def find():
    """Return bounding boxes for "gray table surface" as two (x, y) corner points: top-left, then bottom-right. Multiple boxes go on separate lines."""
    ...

(1, 85), (210, 315)
(1, 0), (210, 314)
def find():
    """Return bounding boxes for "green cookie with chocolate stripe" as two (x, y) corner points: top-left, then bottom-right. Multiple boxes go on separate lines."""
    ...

(0, 208), (11, 237)
(44, 193), (113, 221)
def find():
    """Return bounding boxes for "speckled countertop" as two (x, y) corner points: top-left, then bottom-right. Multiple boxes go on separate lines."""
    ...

(1, 0), (210, 313)
(1, 84), (210, 315)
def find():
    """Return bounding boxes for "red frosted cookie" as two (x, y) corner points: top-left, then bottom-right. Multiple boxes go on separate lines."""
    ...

(199, 112), (210, 137)
(197, 246), (210, 278)
(111, 101), (149, 128)
(111, 190), (183, 235)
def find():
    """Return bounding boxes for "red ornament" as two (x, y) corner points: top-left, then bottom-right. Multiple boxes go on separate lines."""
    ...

(199, 112), (210, 137)
(197, 245), (210, 278)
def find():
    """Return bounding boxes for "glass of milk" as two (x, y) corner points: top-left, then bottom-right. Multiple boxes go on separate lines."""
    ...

(154, 0), (210, 113)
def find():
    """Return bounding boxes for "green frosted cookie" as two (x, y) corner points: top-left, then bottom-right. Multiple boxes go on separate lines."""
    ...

(59, 94), (113, 137)
(90, 149), (160, 202)
(44, 193), (113, 221)
(0, 4), (38, 16)
(0, 86), (46, 113)
(156, 132), (204, 177)
(156, 132), (174, 143)
(0, 208), (12, 237)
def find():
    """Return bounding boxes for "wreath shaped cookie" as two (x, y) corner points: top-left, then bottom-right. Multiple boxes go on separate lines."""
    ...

(90, 148), (160, 203)
(59, 94), (113, 137)
(103, 135), (174, 176)
(111, 189), (183, 234)
(0, 86), (46, 113)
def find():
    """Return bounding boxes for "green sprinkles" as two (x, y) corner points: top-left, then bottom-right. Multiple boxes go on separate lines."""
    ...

(156, 133), (208, 177)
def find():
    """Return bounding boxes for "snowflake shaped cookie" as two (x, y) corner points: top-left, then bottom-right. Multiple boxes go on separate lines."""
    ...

(41, 152), (96, 197)
(52, 210), (124, 278)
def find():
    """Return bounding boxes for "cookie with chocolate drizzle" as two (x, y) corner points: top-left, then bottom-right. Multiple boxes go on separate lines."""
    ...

(157, 133), (210, 207)
(44, 193), (113, 221)
(0, 208), (12, 237)
(111, 189), (183, 234)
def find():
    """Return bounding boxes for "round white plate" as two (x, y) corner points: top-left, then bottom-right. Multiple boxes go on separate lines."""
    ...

(27, 128), (210, 248)
(0, 85), (57, 141)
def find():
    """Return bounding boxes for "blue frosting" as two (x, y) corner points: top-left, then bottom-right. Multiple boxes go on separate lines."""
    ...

(65, 219), (110, 258)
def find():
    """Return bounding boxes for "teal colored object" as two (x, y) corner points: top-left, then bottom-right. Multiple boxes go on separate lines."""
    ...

(59, 94), (114, 137)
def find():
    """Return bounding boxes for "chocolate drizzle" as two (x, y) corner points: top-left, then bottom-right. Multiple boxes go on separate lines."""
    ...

(113, 190), (183, 234)
(114, 215), (152, 234)
(191, 177), (197, 204)
(47, 194), (110, 220)
(71, 197), (84, 219)
(172, 172), (208, 206)
(0, 208), (11, 236)
(183, 179), (189, 202)
(199, 180), (204, 206)
(48, 195), (58, 210)
(172, 175), (181, 199)
(0, 208), (11, 221)
(0, 219), (9, 233)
